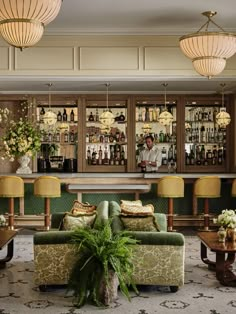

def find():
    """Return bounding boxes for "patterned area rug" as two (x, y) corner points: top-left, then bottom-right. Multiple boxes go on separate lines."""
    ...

(0, 234), (236, 314)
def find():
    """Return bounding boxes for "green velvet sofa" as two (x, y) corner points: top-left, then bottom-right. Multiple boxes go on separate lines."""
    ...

(110, 201), (185, 292)
(33, 200), (109, 290)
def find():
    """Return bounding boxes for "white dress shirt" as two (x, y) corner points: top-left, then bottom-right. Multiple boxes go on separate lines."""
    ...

(137, 145), (162, 172)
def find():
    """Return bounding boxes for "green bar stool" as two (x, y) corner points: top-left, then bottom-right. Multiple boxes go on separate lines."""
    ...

(34, 176), (61, 230)
(0, 176), (24, 230)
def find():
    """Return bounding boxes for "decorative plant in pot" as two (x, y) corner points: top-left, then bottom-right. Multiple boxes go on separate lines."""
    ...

(67, 220), (139, 308)
(1, 119), (42, 174)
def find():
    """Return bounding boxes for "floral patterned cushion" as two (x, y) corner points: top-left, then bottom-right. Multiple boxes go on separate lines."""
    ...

(121, 204), (154, 216)
(120, 215), (159, 232)
(120, 200), (142, 207)
(61, 212), (97, 230)
(70, 200), (96, 215)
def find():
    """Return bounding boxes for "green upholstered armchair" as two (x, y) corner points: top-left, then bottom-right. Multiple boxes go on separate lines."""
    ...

(33, 200), (109, 290)
(109, 201), (185, 292)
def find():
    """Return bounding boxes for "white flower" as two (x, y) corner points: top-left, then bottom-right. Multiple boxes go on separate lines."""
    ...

(0, 215), (6, 226)
(215, 209), (236, 228)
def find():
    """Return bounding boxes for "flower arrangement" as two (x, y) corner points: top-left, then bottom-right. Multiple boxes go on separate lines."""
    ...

(2, 119), (42, 161)
(213, 209), (236, 229)
(0, 214), (6, 226)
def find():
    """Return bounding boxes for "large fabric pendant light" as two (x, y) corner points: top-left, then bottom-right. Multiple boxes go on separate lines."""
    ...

(179, 11), (236, 79)
(0, 0), (62, 50)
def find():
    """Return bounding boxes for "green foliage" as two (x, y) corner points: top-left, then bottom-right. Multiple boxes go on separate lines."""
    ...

(67, 219), (139, 308)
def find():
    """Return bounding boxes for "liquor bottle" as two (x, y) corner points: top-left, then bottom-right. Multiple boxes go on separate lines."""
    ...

(63, 109), (67, 121)
(200, 145), (205, 161)
(69, 130), (75, 143)
(161, 147), (167, 165)
(145, 107), (149, 122)
(120, 147), (125, 165)
(95, 108), (99, 122)
(110, 146), (115, 165)
(159, 130), (164, 143)
(87, 146), (91, 165)
(48, 132), (52, 142)
(120, 131), (126, 142)
(218, 147), (223, 165)
(168, 145), (173, 161)
(189, 148), (195, 165)
(57, 111), (62, 122)
(98, 146), (103, 165)
(185, 151), (190, 165)
(91, 148), (97, 165)
(64, 130), (69, 143)
(88, 111), (94, 122)
(103, 146), (109, 165)
(39, 107), (45, 123)
(70, 109), (75, 122)
(56, 131), (60, 142)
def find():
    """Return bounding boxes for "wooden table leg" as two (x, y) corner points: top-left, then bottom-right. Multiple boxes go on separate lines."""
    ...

(44, 198), (50, 231)
(8, 198), (14, 230)
(0, 239), (14, 268)
(216, 252), (236, 286)
(200, 242), (216, 270)
(203, 198), (210, 231)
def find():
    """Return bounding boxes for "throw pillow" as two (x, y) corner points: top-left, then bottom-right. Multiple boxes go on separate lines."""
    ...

(71, 200), (97, 215)
(121, 204), (154, 216)
(120, 200), (142, 207)
(120, 215), (159, 232)
(61, 212), (97, 230)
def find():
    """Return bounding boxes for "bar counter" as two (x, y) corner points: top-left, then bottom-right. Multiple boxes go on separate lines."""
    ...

(0, 173), (235, 221)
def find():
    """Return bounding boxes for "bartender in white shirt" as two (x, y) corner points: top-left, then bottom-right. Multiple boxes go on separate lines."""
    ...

(137, 135), (162, 172)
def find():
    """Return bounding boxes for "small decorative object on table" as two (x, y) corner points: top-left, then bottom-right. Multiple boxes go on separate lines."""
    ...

(217, 226), (227, 242)
(0, 215), (6, 229)
(214, 209), (236, 242)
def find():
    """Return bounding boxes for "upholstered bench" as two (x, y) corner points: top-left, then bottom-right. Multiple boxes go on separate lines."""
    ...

(109, 201), (185, 292)
(33, 200), (109, 290)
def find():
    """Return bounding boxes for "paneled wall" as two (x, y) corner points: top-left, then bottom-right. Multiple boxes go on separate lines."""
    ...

(0, 35), (235, 77)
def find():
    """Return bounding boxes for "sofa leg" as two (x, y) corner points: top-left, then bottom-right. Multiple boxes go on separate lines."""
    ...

(39, 285), (48, 292)
(170, 286), (178, 292)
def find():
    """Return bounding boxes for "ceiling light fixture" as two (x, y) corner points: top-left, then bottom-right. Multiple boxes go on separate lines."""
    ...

(99, 83), (115, 129)
(0, 0), (62, 50)
(215, 83), (231, 128)
(43, 83), (57, 126)
(179, 11), (236, 79)
(158, 83), (174, 126)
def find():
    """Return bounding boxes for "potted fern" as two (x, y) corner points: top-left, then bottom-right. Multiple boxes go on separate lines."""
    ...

(67, 220), (139, 308)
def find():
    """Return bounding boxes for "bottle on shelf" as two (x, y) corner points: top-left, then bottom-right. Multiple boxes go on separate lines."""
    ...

(161, 147), (167, 165)
(95, 108), (99, 122)
(57, 111), (62, 122)
(120, 147), (125, 165)
(55, 131), (60, 142)
(87, 146), (91, 165)
(110, 145), (115, 165)
(63, 109), (67, 121)
(70, 109), (75, 122)
(103, 146), (109, 165)
(69, 130), (75, 143)
(98, 146), (103, 165)
(91, 148), (97, 165)
(39, 107), (45, 123)
(64, 130), (69, 143)
(88, 111), (94, 122)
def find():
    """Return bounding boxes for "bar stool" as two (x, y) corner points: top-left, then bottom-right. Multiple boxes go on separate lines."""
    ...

(193, 176), (221, 231)
(157, 176), (184, 231)
(232, 179), (236, 197)
(0, 176), (24, 230)
(34, 176), (61, 230)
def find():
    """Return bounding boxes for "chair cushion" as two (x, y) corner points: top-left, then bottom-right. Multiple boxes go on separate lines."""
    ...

(120, 215), (159, 232)
(120, 200), (142, 206)
(121, 204), (154, 216)
(61, 212), (96, 230)
(70, 200), (96, 215)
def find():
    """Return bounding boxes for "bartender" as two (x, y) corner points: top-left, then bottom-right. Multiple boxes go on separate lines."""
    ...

(137, 135), (162, 172)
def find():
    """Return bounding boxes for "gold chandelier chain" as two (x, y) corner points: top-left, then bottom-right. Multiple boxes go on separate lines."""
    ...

(197, 14), (226, 33)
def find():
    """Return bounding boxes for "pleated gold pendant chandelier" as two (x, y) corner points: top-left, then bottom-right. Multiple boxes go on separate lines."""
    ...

(0, 0), (62, 50)
(179, 11), (236, 79)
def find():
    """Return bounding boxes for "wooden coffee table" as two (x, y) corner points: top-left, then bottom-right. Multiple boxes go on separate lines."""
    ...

(198, 232), (236, 287)
(0, 230), (18, 268)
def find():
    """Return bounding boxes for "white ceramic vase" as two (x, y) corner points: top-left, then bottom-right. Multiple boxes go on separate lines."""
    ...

(16, 155), (32, 174)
